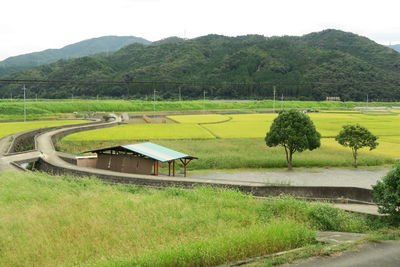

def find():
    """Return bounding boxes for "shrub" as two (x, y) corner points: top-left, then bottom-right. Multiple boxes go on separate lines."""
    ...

(373, 163), (400, 222)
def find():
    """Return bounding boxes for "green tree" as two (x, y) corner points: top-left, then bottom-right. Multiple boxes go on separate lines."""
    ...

(373, 163), (400, 222)
(265, 109), (321, 170)
(335, 124), (378, 168)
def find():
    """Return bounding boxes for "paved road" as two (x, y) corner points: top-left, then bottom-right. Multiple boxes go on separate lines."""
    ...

(192, 168), (390, 189)
(286, 241), (400, 267)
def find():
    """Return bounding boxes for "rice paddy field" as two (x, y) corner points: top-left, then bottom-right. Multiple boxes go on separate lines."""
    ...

(0, 171), (381, 267)
(58, 109), (400, 169)
(0, 120), (90, 139)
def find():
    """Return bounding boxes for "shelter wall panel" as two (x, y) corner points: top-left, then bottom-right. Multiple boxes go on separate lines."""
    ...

(109, 155), (124, 172)
(77, 158), (97, 168)
(122, 156), (154, 175)
(96, 154), (112, 170)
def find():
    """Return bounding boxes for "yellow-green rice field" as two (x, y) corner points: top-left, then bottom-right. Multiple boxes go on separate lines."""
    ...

(0, 120), (90, 139)
(60, 110), (400, 166)
(64, 123), (215, 141)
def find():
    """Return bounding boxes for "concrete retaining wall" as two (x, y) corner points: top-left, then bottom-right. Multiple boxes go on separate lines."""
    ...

(35, 158), (373, 202)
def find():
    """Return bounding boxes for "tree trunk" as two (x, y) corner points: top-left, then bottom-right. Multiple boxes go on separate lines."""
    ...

(352, 148), (358, 168)
(284, 146), (289, 166)
(288, 150), (293, 171)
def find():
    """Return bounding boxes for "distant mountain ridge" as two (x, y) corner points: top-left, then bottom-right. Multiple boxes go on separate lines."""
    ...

(0, 36), (150, 77)
(2, 29), (400, 101)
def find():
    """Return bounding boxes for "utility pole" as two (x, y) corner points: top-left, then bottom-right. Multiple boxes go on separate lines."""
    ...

(366, 94), (369, 109)
(281, 94), (284, 111)
(153, 89), (157, 117)
(203, 90), (207, 113)
(273, 86), (276, 113)
(178, 87), (182, 101)
(22, 84), (26, 122)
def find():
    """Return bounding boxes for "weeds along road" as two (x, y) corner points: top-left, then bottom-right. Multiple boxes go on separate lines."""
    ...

(286, 240), (400, 267)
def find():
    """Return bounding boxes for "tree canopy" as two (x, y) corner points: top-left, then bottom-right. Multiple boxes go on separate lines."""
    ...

(265, 109), (321, 170)
(335, 124), (378, 168)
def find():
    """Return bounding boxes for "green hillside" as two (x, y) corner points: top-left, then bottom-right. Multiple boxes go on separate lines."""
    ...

(0, 36), (150, 77)
(388, 44), (400, 52)
(1, 30), (400, 101)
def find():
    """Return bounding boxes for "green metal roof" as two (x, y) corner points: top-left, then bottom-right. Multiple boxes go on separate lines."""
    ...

(86, 142), (196, 163)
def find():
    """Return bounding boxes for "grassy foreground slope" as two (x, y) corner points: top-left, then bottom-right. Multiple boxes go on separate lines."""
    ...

(0, 171), (377, 267)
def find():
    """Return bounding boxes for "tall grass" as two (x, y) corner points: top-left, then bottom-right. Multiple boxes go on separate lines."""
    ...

(0, 171), (379, 267)
(0, 171), (382, 266)
(258, 196), (373, 233)
(0, 171), (317, 267)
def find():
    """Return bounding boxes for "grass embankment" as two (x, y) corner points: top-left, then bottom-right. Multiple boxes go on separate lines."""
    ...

(0, 171), (382, 266)
(0, 120), (90, 139)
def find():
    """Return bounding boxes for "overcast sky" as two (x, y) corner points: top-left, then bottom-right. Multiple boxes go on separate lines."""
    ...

(1, 0), (399, 60)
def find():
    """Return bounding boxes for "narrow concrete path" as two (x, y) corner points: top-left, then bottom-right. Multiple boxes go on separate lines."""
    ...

(333, 203), (380, 215)
(192, 168), (389, 189)
(285, 240), (400, 267)
(316, 231), (366, 244)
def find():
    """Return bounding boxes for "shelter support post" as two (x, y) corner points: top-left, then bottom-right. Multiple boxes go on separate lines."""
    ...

(179, 158), (192, 177)
(153, 160), (159, 176)
(168, 161), (176, 176)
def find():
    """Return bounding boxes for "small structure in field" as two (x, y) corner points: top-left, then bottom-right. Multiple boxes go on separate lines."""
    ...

(325, 96), (341, 101)
(77, 142), (197, 177)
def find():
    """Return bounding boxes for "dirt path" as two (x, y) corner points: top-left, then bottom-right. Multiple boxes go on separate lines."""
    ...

(192, 168), (390, 189)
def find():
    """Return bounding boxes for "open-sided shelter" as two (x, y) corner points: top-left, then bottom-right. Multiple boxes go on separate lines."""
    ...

(79, 142), (197, 177)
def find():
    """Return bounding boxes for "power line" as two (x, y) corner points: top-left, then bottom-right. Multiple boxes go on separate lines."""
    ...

(0, 78), (398, 87)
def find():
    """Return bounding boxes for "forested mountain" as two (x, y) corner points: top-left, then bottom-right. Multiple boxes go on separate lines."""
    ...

(388, 44), (400, 52)
(0, 36), (150, 77)
(1, 30), (400, 101)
